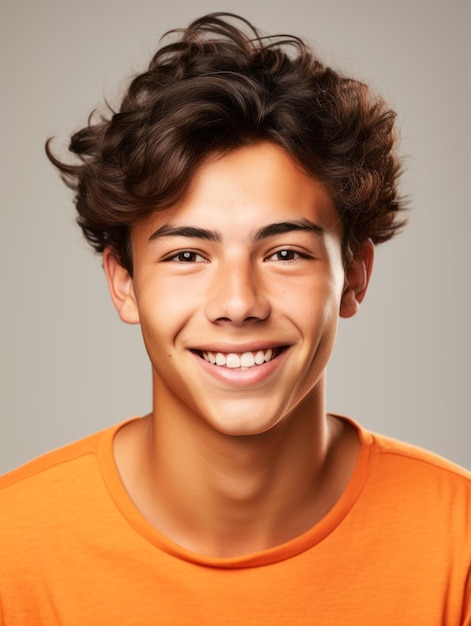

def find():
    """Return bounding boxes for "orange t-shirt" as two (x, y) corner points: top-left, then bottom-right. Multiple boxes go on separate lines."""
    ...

(1, 417), (470, 625)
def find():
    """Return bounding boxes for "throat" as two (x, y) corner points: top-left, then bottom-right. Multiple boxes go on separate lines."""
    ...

(113, 408), (360, 560)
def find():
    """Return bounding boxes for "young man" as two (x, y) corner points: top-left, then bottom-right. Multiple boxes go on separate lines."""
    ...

(1, 13), (470, 625)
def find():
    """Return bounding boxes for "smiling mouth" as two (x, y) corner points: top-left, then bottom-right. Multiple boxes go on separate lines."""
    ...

(194, 347), (286, 370)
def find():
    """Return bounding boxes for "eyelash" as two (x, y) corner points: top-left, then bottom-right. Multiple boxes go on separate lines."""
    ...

(162, 248), (311, 264)
(163, 250), (207, 263)
(265, 249), (310, 262)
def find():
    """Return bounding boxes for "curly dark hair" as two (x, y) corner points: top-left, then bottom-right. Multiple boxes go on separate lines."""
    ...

(46, 12), (405, 273)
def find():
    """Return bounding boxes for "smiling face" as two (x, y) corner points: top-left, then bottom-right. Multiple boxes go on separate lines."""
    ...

(104, 142), (372, 437)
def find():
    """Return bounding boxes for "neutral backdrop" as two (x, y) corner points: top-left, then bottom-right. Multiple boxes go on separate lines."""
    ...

(1, 0), (469, 473)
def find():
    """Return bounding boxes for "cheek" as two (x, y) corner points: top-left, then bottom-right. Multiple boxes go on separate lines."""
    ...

(136, 274), (186, 320)
(290, 280), (343, 368)
(285, 272), (343, 322)
(135, 280), (203, 363)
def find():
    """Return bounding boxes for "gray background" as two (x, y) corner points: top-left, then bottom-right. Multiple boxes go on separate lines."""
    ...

(1, 0), (469, 473)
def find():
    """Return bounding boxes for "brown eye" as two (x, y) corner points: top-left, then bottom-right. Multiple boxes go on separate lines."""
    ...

(276, 250), (296, 261)
(164, 250), (206, 263)
(177, 251), (199, 262)
(266, 249), (300, 262)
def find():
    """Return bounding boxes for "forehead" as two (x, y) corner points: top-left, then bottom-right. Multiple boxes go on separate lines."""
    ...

(134, 142), (342, 241)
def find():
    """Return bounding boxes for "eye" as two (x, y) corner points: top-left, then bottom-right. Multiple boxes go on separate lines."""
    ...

(266, 249), (302, 262)
(165, 250), (207, 263)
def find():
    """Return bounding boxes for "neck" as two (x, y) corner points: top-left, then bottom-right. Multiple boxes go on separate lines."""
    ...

(114, 380), (360, 558)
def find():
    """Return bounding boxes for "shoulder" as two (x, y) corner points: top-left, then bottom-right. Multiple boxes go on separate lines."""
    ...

(357, 424), (471, 525)
(0, 420), (141, 567)
(369, 428), (471, 483)
(337, 414), (471, 481)
(336, 415), (471, 518)
(1, 432), (97, 487)
(0, 420), (131, 515)
(0, 420), (139, 591)
(1, 428), (102, 494)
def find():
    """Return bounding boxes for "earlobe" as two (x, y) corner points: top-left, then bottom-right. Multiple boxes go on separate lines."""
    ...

(339, 240), (374, 319)
(103, 248), (140, 324)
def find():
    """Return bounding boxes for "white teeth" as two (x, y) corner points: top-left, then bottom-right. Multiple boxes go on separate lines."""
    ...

(240, 352), (255, 367)
(215, 353), (226, 366)
(226, 353), (241, 369)
(254, 350), (265, 365)
(201, 349), (277, 369)
(207, 352), (217, 364)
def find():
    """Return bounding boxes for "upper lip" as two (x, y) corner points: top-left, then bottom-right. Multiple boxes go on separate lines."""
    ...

(190, 342), (289, 354)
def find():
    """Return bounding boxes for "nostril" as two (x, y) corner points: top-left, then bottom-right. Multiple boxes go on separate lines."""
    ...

(213, 315), (266, 324)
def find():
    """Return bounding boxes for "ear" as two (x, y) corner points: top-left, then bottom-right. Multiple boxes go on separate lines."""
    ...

(340, 240), (374, 319)
(103, 248), (140, 324)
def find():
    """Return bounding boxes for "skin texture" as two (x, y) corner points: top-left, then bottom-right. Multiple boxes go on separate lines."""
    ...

(104, 142), (373, 557)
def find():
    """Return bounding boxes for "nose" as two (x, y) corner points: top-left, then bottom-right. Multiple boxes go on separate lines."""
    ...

(205, 257), (271, 325)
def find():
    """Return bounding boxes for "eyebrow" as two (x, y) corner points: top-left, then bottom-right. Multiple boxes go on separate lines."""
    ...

(254, 219), (325, 240)
(149, 225), (221, 242)
(148, 219), (325, 243)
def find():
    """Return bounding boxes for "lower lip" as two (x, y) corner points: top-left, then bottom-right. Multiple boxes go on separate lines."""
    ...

(191, 349), (289, 387)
